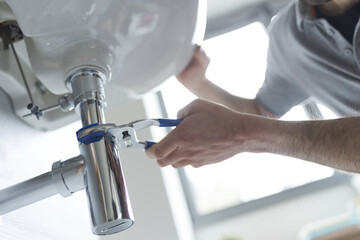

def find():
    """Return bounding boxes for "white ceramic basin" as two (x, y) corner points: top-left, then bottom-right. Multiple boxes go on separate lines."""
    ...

(5, 0), (206, 98)
(0, 0), (205, 129)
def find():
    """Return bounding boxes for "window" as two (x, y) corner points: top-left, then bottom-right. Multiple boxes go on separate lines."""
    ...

(160, 22), (348, 226)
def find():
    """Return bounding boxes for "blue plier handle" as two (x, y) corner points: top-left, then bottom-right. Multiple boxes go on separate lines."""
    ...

(76, 118), (182, 149)
(143, 119), (183, 149)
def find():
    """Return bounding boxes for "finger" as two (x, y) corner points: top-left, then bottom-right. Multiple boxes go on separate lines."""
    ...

(195, 45), (201, 52)
(156, 143), (201, 167)
(171, 158), (207, 169)
(145, 130), (181, 160)
(197, 46), (209, 60)
(145, 141), (177, 160)
(176, 58), (196, 79)
(177, 100), (197, 119)
(177, 46), (202, 76)
(172, 159), (193, 168)
(155, 143), (185, 167)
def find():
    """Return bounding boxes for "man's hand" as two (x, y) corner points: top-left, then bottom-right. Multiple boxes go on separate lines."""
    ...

(146, 99), (360, 173)
(176, 46), (210, 95)
(145, 99), (265, 168)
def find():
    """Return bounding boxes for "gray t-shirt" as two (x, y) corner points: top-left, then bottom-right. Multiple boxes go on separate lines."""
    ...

(255, 0), (360, 118)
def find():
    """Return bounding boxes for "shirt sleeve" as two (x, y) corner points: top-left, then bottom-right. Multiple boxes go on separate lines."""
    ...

(255, 30), (310, 118)
(255, 7), (309, 118)
(256, 71), (309, 118)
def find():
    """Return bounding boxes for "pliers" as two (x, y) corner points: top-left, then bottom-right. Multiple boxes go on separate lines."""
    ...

(76, 118), (182, 149)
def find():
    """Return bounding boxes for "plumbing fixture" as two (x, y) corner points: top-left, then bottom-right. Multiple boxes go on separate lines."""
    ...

(0, 68), (135, 235)
(0, 0), (206, 235)
(0, 21), (23, 50)
(23, 93), (75, 118)
(0, 156), (84, 215)
(0, 69), (184, 234)
(68, 68), (134, 234)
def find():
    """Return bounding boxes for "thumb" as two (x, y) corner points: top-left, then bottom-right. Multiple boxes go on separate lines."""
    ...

(177, 99), (207, 119)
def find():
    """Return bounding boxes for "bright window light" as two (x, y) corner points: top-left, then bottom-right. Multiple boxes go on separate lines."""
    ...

(161, 22), (334, 216)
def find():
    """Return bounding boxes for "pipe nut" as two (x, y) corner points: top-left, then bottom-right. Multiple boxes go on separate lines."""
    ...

(58, 94), (74, 112)
(51, 156), (84, 198)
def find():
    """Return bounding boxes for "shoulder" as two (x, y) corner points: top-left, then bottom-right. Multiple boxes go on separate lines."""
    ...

(266, 0), (302, 61)
(268, 0), (298, 34)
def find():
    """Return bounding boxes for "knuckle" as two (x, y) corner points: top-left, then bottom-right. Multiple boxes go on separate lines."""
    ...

(172, 163), (181, 168)
(157, 160), (167, 167)
(173, 160), (189, 168)
(193, 163), (202, 168)
(152, 147), (164, 158)
(192, 99), (202, 107)
(191, 160), (204, 168)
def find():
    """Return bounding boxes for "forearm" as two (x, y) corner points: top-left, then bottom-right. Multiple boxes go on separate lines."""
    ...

(189, 79), (260, 115)
(248, 117), (360, 173)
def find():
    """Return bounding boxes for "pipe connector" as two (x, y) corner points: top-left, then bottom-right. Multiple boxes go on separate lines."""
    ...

(65, 68), (107, 113)
(58, 94), (74, 112)
(52, 156), (84, 197)
(0, 156), (85, 215)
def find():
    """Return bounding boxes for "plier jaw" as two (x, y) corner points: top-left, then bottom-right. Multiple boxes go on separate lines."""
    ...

(115, 125), (148, 149)
(76, 118), (182, 149)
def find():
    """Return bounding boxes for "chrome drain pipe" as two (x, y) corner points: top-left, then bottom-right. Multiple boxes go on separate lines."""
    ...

(0, 155), (84, 215)
(67, 68), (134, 235)
(0, 67), (134, 235)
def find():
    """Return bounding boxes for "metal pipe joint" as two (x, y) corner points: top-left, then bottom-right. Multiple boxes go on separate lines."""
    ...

(66, 68), (107, 114)
(0, 156), (84, 215)
(0, 67), (134, 236)
(52, 156), (85, 197)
